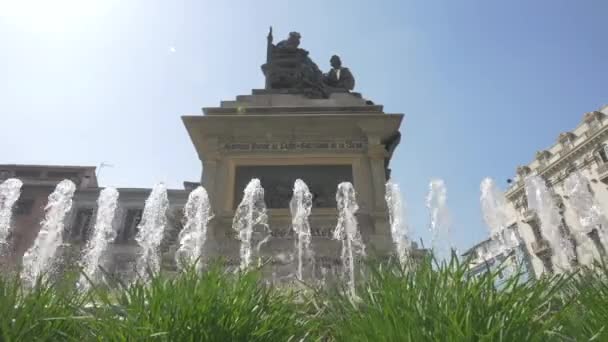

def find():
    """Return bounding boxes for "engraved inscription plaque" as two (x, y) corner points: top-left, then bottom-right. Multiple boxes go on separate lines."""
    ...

(223, 140), (365, 152)
(234, 165), (353, 208)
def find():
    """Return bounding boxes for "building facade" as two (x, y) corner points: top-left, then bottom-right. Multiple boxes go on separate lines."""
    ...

(0, 164), (189, 276)
(0, 165), (99, 263)
(466, 105), (608, 278)
(462, 224), (536, 286)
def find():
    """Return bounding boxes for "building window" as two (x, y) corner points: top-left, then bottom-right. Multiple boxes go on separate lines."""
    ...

(116, 209), (143, 243)
(496, 265), (504, 280)
(167, 208), (185, 234)
(500, 224), (518, 247)
(70, 208), (94, 243)
(587, 183), (595, 196)
(588, 228), (607, 258)
(598, 144), (608, 163)
(517, 196), (528, 211)
(14, 199), (35, 216)
(540, 255), (554, 274)
(529, 219), (543, 242)
(558, 215), (579, 266)
(0, 170), (12, 180)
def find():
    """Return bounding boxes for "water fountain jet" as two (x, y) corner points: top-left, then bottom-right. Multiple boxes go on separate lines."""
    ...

(563, 171), (608, 260)
(426, 179), (451, 261)
(333, 182), (365, 298)
(134, 183), (169, 283)
(0, 178), (23, 255)
(290, 179), (313, 280)
(480, 178), (519, 257)
(385, 180), (410, 266)
(21, 179), (76, 286)
(524, 175), (576, 272)
(232, 179), (269, 270)
(175, 186), (212, 271)
(78, 187), (119, 290)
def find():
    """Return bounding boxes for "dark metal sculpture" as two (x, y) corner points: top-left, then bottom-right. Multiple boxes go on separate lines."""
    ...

(261, 28), (356, 98)
(276, 31), (301, 49)
(323, 55), (355, 91)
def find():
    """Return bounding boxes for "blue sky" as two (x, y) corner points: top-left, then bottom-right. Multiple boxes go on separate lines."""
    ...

(1, 0), (607, 251)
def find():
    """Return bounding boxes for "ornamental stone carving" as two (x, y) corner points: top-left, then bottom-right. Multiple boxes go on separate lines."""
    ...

(536, 150), (552, 162)
(583, 111), (605, 124)
(558, 132), (576, 145)
(516, 165), (532, 178)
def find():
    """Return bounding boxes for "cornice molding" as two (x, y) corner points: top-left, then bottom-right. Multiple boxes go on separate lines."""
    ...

(506, 125), (608, 201)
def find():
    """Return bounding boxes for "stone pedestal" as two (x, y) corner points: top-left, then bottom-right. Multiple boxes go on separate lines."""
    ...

(183, 91), (403, 278)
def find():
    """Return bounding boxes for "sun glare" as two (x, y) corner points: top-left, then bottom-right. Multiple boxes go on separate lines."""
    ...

(0, 0), (112, 33)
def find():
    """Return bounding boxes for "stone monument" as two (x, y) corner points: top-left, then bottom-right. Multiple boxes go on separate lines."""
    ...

(182, 29), (403, 279)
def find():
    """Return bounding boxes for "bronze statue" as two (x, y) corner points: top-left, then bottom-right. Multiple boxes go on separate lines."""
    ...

(262, 29), (324, 96)
(323, 55), (355, 91)
(276, 31), (301, 49)
(261, 28), (356, 98)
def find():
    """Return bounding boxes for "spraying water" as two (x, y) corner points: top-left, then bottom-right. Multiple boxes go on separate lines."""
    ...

(78, 187), (119, 290)
(0, 178), (23, 254)
(480, 178), (518, 258)
(480, 178), (510, 237)
(175, 186), (212, 271)
(333, 182), (365, 298)
(385, 180), (410, 266)
(21, 179), (76, 286)
(134, 183), (169, 283)
(232, 179), (269, 270)
(289, 179), (313, 280)
(524, 175), (575, 272)
(563, 171), (608, 259)
(426, 179), (451, 260)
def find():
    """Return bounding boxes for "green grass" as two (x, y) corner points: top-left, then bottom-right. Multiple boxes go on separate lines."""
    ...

(0, 256), (607, 341)
(85, 265), (315, 341)
(0, 273), (87, 341)
(560, 260), (608, 340)
(318, 256), (571, 341)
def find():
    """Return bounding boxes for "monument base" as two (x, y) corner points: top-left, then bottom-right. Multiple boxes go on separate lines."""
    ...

(183, 90), (403, 280)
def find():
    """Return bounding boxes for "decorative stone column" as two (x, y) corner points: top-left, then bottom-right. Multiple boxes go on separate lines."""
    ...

(367, 141), (389, 213)
(199, 137), (220, 209)
(198, 137), (225, 259)
(364, 133), (392, 253)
